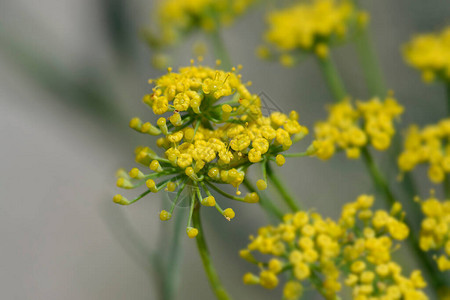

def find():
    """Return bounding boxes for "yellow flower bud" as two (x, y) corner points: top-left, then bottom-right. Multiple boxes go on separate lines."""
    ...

(201, 196), (216, 207)
(268, 259), (283, 273)
(129, 168), (144, 179)
(159, 210), (172, 221)
(129, 117), (142, 131)
(275, 154), (285, 166)
(256, 179), (267, 190)
(244, 192), (259, 203)
(113, 194), (129, 205)
(283, 281), (302, 300)
(186, 227), (198, 238)
(243, 273), (259, 285)
(259, 270), (278, 289)
(166, 181), (177, 192)
(146, 179), (158, 193)
(223, 208), (235, 221)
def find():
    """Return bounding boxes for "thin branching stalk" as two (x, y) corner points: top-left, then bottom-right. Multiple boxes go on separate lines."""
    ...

(243, 178), (284, 221)
(209, 30), (232, 71)
(354, 27), (386, 98)
(163, 211), (184, 300)
(316, 55), (347, 102)
(447, 83), (450, 117)
(266, 163), (300, 212)
(192, 204), (232, 300)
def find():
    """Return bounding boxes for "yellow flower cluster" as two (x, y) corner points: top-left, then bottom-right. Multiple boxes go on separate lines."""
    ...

(403, 26), (450, 83)
(260, 0), (366, 66)
(143, 64), (257, 120)
(398, 119), (450, 184)
(313, 96), (403, 160)
(114, 63), (308, 238)
(241, 195), (428, 300)
(153, 110), (307, 193)
(418, 195), (450, 271)
(153, 0), (255, 46)
(340, 198), (427, 300)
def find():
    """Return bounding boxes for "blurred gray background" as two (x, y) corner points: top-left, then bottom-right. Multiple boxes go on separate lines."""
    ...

(1, 0), (450, 299)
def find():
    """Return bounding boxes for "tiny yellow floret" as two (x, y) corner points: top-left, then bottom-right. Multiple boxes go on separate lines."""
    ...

(129, 168), (144, 179)
(256, 179), (267, 190)
(113, 194), (129, 205)
(146, 179), (158, 192)
(275, 154), (286, 166)
(244, 192), (259, 203)
(201, 196), (216, 207)
(223, 208), (235, 221)
(186, 227), (198, 238)
(243, 273), (259, 285)
(159, 210), (172, 221)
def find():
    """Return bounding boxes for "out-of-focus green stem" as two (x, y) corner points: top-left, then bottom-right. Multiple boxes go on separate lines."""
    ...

(361, 147), (395, 206)
(192, 205), (232, 300)
(351, 7), (421, 203)
(355, 27), (386, 98)
(209, 29), (232, 71)
(353, 17), (446, 290)
(444, 174), (450, 199)
(266, 163), (300, 212)
(243, 178), (284, 221)
(361, 147), (444, 292)
(316, 55), (347, 102)
(446, 83), (450, 117)
(318, 43), (444, 290)
(351, 4), (421, 203)
(349, 15), (445, 291)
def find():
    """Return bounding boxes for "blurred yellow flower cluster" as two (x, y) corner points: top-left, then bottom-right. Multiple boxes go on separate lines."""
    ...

(114, 63), (308, 237)
(403, 26), (450, 83)
(398, 119), (450, 183)
(154, 0), (255, 46)
(418, 195), (450, 271)
(312, 96), (403, 160)
(259, 0), (366, 66)
(241, 195), (427, 299)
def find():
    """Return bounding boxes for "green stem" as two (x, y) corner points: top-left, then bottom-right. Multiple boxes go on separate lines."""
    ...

(209, 30), (232, 71)
(350, 16), (444, 291)
(243, 178), (284, 221)
(446, 83), (450, 117)
(351, 10), (422, 207)
(361, 147), (395, 206)
(354, 27), (386, 98)
(361, 147), (444, 291)
(444, 174), (450, 199)
(351, 6), (421, 204)
(192, 205), (232, 300)
(204, 181), (248, 202)
(163, 211), (184, 300)
(266, 163), (300, 212)
(318, 16), (444, 291)
(316, 55), (347, 102)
